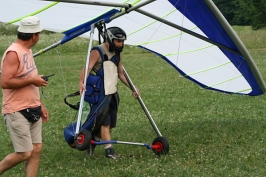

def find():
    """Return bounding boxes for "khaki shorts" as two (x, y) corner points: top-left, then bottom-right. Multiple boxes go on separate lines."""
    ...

(4, 112), (42, 152)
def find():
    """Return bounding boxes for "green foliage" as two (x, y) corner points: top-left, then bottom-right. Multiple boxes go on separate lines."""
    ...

(0, 27), (266, 176)
(212, 0), (239, 25)
(235, 0), (266, 30)
(0, 22), (17, 36)
(213, 0), (266, 30)
(0, 22), (57, 36)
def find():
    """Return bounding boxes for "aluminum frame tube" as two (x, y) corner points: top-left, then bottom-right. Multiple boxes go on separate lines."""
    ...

(33, 41), (61, 57)
(135, 8), (241, 56)
(75, 23), (96, 135)
(205, 0), (266, 93)
(42, 0), (130, 8)
(123, 66), (162, 137)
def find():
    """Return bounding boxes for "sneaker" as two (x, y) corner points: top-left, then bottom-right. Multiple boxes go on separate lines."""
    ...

(105, 147), (116, 159)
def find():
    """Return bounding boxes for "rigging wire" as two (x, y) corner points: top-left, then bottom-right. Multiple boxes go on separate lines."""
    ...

(123, 0), (189, 139)
(172, 0), (183, 67)
(52, 41), (77, 122)
(172, 0), (207, 145)
(166, 1), (209, 141)
(171, 0), (242, 148)
(158, 0), (232, 147)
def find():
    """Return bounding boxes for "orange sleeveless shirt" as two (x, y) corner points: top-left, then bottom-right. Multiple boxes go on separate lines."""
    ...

(1, 43), (40, 114)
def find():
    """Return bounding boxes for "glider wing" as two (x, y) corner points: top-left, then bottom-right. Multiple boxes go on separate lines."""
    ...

(0, 0), (265, 95)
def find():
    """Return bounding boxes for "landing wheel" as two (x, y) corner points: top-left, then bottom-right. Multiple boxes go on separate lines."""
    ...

(152, 136), (169, 155)
(74, 129), (92, 151)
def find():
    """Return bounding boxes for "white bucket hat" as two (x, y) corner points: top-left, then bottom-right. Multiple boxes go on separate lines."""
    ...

(18, 16), (43, 33)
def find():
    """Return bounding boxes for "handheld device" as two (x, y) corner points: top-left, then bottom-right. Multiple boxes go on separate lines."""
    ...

(42, 74), (55, 81)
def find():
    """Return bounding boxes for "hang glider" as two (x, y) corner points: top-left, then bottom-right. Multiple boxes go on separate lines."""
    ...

(0, 0), (265, 96)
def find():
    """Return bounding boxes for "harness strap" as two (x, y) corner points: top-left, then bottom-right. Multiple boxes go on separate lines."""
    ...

(64, 91), (81, 110)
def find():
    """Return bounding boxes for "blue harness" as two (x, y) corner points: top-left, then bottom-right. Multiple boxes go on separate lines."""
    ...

(81, 46), (120, 135)
(64, 46), (120, 147)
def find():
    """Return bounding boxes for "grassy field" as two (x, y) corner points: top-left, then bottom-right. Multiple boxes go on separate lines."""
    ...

(0, 24), (266, 176)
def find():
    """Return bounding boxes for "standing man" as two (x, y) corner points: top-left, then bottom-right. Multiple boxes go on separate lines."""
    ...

(0, 16), (49, 176)
(79, 26), (139, 159)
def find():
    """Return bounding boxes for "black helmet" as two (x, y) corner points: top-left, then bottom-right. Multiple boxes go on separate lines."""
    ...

(105, 27), (127, 53)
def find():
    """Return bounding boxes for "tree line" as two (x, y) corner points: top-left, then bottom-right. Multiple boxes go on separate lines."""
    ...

(213, 0), (266, 30)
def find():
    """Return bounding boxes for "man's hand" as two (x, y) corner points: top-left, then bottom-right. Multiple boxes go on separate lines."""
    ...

(32, 75), (48, 87)
(132, 87), (140, 99)
(79, 82), (86, 95)
(41, 104), (49, 122)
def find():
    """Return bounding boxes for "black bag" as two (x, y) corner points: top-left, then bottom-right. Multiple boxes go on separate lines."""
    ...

(19, 106), (42, 122)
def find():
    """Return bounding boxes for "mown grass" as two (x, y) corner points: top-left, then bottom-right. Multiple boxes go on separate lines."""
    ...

(0, 24), (266, 176)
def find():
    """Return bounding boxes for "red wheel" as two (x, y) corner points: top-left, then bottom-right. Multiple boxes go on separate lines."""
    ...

(74, 129), (92, 151)
(77, 134), (85, 145)
(152, 137), (169, 155)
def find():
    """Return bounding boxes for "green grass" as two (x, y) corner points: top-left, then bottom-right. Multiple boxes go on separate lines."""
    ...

(0, 25), (266, 176)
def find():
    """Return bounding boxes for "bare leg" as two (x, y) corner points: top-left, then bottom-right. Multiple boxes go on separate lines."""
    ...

(101, 125), (116, 159)
(100, 125), (111, 147)
(0, 151), (31, 175)
(25, 143), (42, 177)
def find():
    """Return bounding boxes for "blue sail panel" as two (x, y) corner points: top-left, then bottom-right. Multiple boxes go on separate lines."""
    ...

(61, 9), (119, 44)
